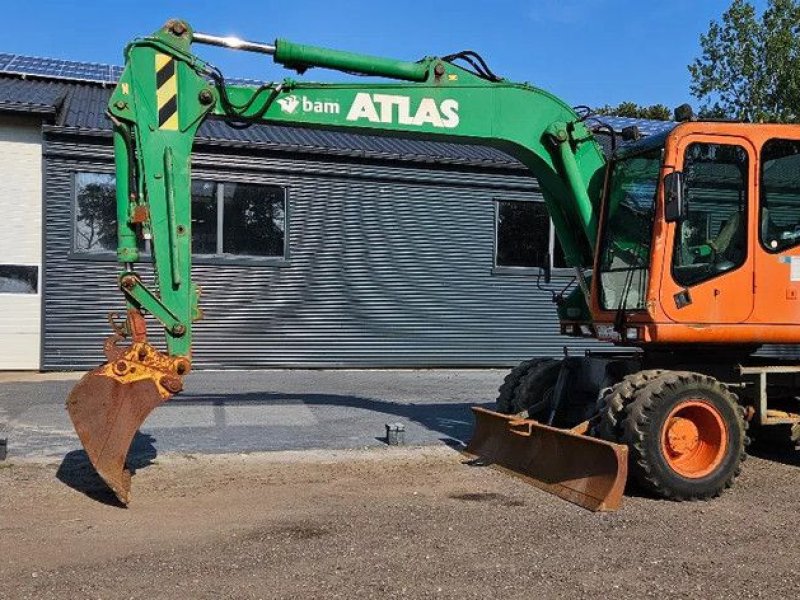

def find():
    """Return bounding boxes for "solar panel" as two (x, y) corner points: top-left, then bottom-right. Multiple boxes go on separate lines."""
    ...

(0, 53), (15, 71)
(226, 76), (269, 87)
(598, 115), (676, 136)
(0, 53), (121, 84)
(0, 52), (268, 88)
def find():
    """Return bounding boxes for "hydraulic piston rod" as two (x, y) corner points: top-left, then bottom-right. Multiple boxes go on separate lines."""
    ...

(192, 31), (277, 54)
(193, 29), (428, 81)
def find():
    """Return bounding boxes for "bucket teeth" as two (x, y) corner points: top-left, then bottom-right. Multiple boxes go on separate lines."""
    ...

(464, 407), (628, 512)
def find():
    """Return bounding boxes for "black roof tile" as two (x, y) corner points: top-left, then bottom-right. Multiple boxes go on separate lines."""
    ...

(0, 77), (67, 114)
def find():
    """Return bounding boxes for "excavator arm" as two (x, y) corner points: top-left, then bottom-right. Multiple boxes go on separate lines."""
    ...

(66, 20), (625, 508)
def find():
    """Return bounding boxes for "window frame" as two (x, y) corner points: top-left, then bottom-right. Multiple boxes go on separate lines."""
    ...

(491, 197), (572, 277)
(0, 264), (40, 296)
(217, 180), (290, 265)
(70, 168), (121, 261)
(189, 179), (222, 257)
(670, 141), (750, 289)
(758, 137), (800, 255)
(70, 170), (290, 266)
(597, 147), (663, 311)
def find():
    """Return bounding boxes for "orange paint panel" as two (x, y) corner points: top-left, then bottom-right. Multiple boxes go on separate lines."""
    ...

(658, 132), (756, 324)
(588, 122), (800, 346)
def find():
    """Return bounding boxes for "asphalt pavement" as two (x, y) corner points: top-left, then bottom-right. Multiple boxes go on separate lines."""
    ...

(0, 369), (505, 461)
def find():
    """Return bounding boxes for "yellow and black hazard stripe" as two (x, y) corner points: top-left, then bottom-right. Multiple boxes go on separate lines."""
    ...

(155, 53), (179, 130)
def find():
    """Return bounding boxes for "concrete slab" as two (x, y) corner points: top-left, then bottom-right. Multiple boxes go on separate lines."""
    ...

(0, 369), (505, 461)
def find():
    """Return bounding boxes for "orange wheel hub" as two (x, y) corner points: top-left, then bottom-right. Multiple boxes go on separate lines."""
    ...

(660, 400), (728, 478)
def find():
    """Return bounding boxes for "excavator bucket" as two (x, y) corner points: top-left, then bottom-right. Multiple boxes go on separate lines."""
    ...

(65, 314), (186, 505)
(464, 407), (628, 511)
(66, 373), (169, 504)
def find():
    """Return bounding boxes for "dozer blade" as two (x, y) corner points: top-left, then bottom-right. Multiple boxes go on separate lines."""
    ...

(464, 407), (628, 512)
(65, 334), (184, 505)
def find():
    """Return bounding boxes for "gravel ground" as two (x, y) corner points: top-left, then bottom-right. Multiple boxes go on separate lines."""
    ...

(2, 445), (800, 599)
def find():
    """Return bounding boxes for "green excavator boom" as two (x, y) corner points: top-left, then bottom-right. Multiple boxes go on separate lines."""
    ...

(66, 19), (622, 509)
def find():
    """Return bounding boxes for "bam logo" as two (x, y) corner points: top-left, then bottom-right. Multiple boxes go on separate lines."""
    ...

(278, 94), (341, 115)
(277, 95), (300, 114)
(346, 93), (459, 129)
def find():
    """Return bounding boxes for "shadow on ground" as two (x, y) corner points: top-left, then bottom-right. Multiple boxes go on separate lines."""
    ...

(748, 444), (800, 467)
(57, 388), (800, 508)
(56, 432), (158, 507)
(167, 391), (800, 485)
(171, 391), (493, 447)
(57, 392), (491, 505)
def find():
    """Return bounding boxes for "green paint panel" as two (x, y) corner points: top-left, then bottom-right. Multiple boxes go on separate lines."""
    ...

(274, 39), (429, 81)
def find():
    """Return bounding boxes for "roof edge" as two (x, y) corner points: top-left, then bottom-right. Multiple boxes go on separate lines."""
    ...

(42, 124), (528, 171)
(0, 102), (55, 116)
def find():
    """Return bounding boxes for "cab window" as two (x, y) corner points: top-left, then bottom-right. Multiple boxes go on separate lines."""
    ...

(760, 139), (800, 253)
(672, 142), (748, 288)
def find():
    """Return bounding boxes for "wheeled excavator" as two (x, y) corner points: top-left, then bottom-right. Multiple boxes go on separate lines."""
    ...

(67, 19), (800, 510)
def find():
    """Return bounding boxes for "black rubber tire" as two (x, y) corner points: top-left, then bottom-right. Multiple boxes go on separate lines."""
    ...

(592, 370), (665, 442)
(622, 371), (746, 501)
(496, 359), (543, 414)
(511, 359), (561, 419)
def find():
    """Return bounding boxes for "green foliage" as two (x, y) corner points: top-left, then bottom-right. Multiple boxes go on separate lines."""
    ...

(594, 102), (672, 121)
(75, 178), (117, 252)
(222, 183), (285, 257)
(689, 0), (800, 122)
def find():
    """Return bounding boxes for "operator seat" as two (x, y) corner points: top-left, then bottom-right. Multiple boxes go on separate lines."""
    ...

(713, 212), (744, 264)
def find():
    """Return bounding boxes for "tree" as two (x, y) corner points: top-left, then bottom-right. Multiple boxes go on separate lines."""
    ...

(594, 102), (672, 121)
(76, 179), (117, 252)
(222, 184), (285, 256)
(689, 0), (800, 122)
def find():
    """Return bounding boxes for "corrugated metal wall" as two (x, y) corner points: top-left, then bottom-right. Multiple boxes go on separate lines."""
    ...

(42, 134), (607, 370)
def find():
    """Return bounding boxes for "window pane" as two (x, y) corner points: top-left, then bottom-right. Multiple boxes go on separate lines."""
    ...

(192, 181), (218, 254)
(673, 143), (748, 287)
(761, 139), (800, 252)
(598, 148), (662, 310)
(74, 172), (117, 253)
(496, 200), (549, 268)
(223, 183), (286, 257)
(74, 172), (147, 255)
(0, 265), (37, 294)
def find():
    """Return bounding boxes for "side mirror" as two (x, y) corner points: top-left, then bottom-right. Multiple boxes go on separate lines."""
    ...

(664, 171), (687, 223)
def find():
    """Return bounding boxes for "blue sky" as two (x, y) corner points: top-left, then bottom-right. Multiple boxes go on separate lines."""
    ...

(2, 0), (767, 110)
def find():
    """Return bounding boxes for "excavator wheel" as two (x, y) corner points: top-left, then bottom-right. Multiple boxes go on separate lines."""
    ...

(621, 371), (746, 500)
(509, 359), (561, 420)
(592, 370), (665, 442)
(496, 358), (545, 414)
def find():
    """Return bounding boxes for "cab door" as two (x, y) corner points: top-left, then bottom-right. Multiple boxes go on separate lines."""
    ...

(753, 136), (800, 326)
(659, 135), (756, 324)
